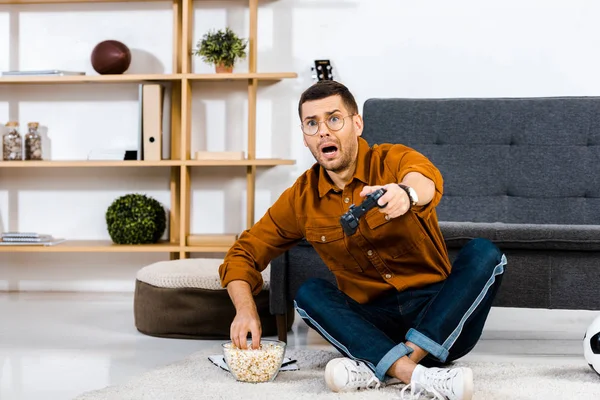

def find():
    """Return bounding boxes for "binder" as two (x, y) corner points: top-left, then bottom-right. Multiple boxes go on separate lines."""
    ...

(142, 84), (164, 161)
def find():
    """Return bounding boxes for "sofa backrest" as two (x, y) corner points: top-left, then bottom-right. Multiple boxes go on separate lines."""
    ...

(361, 97), (600, 224)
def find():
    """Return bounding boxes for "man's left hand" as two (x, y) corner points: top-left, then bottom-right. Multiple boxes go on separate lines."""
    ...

(359, 184), (410, 219)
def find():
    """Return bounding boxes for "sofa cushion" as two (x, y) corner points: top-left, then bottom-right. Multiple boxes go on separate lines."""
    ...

(441, 221), (600, 251)
(362, 97), (600, 225)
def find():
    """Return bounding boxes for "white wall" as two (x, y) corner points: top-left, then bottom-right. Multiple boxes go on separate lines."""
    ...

(1, 0), (599, 292)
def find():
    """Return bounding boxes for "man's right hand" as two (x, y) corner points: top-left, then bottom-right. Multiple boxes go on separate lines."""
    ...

(230, 306), (262, 350)
(226, 280), (262, 349)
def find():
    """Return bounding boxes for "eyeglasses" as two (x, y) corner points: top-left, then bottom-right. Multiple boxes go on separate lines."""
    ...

(301, 113), (355, 136)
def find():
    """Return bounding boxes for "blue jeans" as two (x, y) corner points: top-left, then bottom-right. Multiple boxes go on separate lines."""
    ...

(294, 238), (507, 381)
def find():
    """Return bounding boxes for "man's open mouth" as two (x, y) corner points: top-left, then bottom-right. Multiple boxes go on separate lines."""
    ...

(322, 145), (338, 154)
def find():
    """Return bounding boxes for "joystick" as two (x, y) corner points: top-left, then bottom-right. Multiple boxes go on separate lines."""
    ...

(339, 188), (387, 236)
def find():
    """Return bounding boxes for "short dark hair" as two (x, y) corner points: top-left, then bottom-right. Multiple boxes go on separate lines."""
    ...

(298, 80), (358, 120)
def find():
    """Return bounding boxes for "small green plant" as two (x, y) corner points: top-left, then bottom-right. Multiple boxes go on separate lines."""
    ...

(105, 193), (167, 245)
(193, 27), (247, 68)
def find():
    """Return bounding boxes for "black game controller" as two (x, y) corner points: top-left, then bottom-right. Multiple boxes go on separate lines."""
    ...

(340, 188), (388, 236)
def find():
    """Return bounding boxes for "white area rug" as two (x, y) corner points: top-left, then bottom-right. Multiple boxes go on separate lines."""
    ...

(74, 348), (600, 400)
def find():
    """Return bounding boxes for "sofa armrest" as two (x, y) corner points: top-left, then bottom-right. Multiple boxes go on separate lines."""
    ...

(269, 239), (336, 315)
(269, 252), (289, 315)
(440, 221), (600, 251)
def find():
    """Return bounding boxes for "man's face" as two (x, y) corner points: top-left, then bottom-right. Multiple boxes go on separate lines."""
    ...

(301, 95), (363, 173)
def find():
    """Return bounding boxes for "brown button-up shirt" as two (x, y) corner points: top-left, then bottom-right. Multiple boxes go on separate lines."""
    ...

(219, 137), (451, 304)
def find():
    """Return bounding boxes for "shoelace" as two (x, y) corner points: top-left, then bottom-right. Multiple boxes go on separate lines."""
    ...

(421, 368), (457, 395)
(398, 368), (460, 400)
(348, 365), (381, 390)
(365, 375), (381, 390)
(399, 383), (444, 400)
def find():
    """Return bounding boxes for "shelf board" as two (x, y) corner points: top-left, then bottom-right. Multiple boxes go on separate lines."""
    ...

(185, 158), (295, 166)
(0, 241), (236, 253)
(0, 159), (295, 168)
(184, 72), (298, 81)
(0, 73), (183, 84)
(0, 240), (180, 253)
(0, 72), (297, 84)
(0, 160), (182, 167)
(0, 0), (167, 5)
(183, 245), (232, 253)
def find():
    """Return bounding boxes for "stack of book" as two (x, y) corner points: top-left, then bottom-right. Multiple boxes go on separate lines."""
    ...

(0, 232), (66, 246)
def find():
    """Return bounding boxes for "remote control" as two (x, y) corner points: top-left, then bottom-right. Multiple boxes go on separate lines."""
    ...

(339, 188), (387, 236)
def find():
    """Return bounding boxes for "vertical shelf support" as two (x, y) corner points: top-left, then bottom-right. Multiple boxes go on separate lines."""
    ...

(171, 0), (184, 260)
(246, 0), (259, 228)
(179, 165), (191, 260)
(170, 166), (181, 244)
(172, 0), (183, 73)
(181, 0), (193, 74)
(248, 0), (258, 73)
(179, 78), (192, 257)
(246, 79), (258, 228)
(179, 0), (192, 257)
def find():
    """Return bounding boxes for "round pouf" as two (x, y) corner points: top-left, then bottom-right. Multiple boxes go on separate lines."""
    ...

(134, 258), (293, 339)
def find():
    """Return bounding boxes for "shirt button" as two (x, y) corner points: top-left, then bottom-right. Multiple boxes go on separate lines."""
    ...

(385, 274), (392, 279)
(321, 236), (326, 242)
(344, 197), (350, 204)
(367, 250), (373, 256)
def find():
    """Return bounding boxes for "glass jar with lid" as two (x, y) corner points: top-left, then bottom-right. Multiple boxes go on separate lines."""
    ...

(25, 122), (43, 160)
(2, 121), (23, 161)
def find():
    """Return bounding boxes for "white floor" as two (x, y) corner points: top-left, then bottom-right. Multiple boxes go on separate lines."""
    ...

(0, 292), (598, 400)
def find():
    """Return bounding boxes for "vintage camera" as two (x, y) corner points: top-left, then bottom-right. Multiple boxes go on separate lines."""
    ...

(339, 188), (387, 235)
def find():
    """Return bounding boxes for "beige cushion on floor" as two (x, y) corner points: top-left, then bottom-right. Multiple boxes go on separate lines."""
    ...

(134, 258), (290, 340)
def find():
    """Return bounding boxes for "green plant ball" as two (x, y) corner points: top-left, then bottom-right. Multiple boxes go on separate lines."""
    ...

(106, 194), (167, 245)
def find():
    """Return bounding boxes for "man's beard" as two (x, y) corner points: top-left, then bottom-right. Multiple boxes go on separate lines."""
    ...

(311, 140), (357, 173)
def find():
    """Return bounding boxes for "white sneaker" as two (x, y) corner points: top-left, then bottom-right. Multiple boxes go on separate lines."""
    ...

(400, 364), (473, 400)
(324, 357), (382, 392)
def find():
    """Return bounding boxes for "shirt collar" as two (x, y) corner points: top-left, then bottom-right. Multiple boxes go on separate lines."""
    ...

(317, 137), (371, 198)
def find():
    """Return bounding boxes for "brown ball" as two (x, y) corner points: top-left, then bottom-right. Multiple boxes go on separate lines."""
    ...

(91, 40), (131, 75)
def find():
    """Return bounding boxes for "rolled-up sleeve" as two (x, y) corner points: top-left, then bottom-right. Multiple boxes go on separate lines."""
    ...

(219, 184), (304, 295)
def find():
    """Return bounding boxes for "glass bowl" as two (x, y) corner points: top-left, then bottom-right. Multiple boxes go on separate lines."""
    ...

(222, 339), (286, 383)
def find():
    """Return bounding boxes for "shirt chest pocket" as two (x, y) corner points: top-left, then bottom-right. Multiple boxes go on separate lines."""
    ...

(305, 226), (363, 272)
(364, 210), (426, 259)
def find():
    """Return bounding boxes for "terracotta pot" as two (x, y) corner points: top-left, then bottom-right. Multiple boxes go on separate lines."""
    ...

(215, 64), (233, 73)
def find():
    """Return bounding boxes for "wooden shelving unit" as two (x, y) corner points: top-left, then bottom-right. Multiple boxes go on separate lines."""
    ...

(0, 0), (297, 257)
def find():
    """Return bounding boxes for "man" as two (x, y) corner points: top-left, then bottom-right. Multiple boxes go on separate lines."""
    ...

(219, 80), (507, 400)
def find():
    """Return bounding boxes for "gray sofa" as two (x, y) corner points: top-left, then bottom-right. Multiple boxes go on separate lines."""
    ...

(270, 96), (600, 342)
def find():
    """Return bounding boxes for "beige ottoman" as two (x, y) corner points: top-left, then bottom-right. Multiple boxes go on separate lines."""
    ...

(134, 258), (293, 339)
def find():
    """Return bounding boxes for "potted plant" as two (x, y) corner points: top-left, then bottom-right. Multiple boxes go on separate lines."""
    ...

(105, 193), (167, 244)
(193, 27), (247, 73)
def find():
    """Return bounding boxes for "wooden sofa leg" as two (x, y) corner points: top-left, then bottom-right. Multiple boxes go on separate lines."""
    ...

(276, 313), (288, 343)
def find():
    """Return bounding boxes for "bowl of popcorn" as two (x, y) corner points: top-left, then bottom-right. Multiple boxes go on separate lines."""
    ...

(222, 339), (286, 383)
